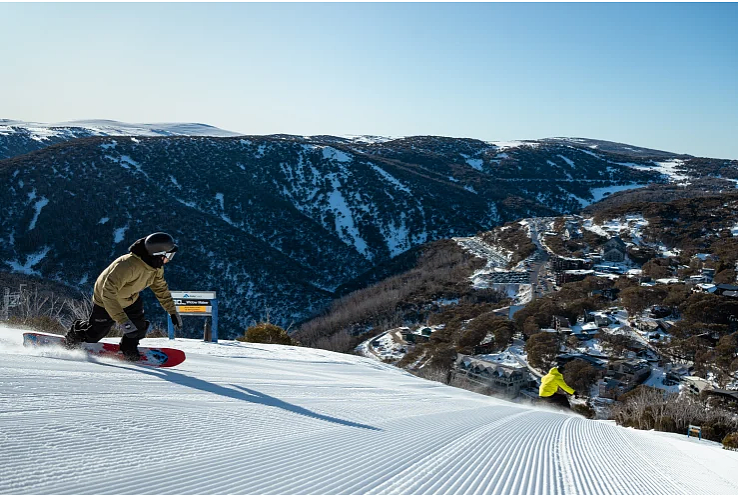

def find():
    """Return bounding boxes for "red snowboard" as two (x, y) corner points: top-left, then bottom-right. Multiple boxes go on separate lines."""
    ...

(22, 332), (186, 368)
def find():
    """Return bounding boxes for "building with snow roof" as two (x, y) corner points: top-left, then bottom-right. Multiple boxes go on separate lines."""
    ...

(602, 237), (627, 263)
(453, 354), (536, 397)
(570, 321), (599, 340)
(598, 359), (651, 399)
(714, 284), (738, 297)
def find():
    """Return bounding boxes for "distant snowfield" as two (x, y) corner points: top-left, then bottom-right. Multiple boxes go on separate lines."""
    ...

(2, 325), (737, 495)
(0, 119), (241, 138)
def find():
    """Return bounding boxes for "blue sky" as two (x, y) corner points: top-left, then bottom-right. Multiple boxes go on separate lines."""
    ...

(2, 3), (737, 158)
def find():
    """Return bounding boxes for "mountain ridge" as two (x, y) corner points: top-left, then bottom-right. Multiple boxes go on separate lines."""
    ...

(1, 121), (736, 336)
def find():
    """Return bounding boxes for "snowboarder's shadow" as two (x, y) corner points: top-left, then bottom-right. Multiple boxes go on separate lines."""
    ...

(104, 362), (381, 431)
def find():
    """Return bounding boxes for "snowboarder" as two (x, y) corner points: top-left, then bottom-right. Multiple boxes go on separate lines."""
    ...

(65, 232), (183, 361)
(538, 366), (575, 409)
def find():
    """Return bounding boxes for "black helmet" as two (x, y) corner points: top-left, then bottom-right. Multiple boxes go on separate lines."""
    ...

(145, 232), (178, 259)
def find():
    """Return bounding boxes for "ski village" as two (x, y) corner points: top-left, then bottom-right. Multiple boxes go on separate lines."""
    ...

(3, 121), (738, 494)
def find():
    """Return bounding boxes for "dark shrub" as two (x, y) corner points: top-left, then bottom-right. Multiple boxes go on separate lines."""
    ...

(238, 323), (293, 345)
(722, 432), (738, 451)
(572, 402), (596, 419)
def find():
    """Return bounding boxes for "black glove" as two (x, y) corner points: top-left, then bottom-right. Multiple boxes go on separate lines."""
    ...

(120, 319), (135, 335)
(171, 312), (183, 331)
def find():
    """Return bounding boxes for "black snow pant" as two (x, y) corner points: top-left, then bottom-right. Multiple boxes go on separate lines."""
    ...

(540, 393), (571, 409)
(82, 296), (148, 343)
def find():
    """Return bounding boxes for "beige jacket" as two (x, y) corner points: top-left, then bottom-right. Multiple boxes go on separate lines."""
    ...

(93, 252), (176, 323)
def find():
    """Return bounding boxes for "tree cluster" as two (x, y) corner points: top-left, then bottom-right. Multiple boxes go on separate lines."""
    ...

(479, 221), (536, 266)
(513, 277), (613, 336)
(561, 359), (602, 397)
(525, 332), (560, 370)
(613, 386), (738, 443)
(294, 240), (507, 352)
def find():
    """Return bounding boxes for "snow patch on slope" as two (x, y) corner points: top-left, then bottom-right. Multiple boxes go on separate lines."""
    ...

(113, 226), (128, 244)
(322, 146), (353, 163)
(27, 197), (48, 231)
(4, 247), (50, 275)
(327, 176), (369, 257)
(572, 183), (646, 208)
(621, 159), (690, 183)
(486, 140), (540, 150)
(370, 164), (411, 193)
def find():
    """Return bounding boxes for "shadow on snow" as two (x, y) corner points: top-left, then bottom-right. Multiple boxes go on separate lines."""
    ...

(99, 361), (382, 431)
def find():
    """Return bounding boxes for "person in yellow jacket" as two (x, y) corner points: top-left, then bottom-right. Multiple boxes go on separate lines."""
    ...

(539, 366), (575, 409)
(64, 232), (183, 361)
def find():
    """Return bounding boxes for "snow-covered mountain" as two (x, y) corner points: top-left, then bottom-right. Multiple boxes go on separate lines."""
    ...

(1, 118), (241, 138)
(2, 324), (736, 495)
(0, 119), (241, 160)
(1, 122), (736, 335)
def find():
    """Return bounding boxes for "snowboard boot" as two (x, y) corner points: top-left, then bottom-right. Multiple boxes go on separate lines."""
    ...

(63, 319), (91, 349)
(120, 335), (141, 362)
(63, 329), (85, 349)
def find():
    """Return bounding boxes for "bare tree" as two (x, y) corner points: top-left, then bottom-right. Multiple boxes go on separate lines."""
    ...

(64, 295), (94, 326)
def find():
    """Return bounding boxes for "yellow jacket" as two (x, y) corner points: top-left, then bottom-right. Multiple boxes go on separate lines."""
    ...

(539, 367), (575, 397)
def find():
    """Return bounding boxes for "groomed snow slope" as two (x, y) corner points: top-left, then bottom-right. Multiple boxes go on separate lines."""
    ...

(1, 324), (737, 495)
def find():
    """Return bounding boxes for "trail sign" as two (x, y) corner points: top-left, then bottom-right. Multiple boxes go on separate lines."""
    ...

(169, 291), (218, 342)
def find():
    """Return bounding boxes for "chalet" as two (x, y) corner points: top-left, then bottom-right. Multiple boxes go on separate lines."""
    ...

(571, 322), (599, 340)
(599, 377), (627, 399)
(551, 316), (572, 335)
(400, 328), (416, 343)
(587, 311), (614, 327)
(665, 364), (691, 384)
(553, 256), (591, 272)
(701, 268), (716, 283)
(649, 306), (672, 318)
(610, 359), (651, 380)
(714, 284), (738, 297)
(556, 269), (595, 285)
(593, 264), (624, 274)
(400, 326), (434, 344)
(556, 353), (606, 369)
(453, 354), (536, 397)
(590, 288), (620, 301)
(473, 341), (496, 355)
(692, 283), (717, 294)
(598, 359), (651, 399)
(602, 237), (627, 263)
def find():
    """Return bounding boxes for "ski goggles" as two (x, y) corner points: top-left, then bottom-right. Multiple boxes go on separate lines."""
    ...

(153, 246), (178, 261)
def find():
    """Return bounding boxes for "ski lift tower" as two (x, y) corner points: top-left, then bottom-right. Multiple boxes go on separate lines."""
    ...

(2, 285), (24, 321)
(169, 291), (218, 342)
